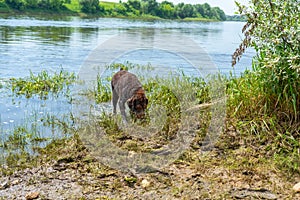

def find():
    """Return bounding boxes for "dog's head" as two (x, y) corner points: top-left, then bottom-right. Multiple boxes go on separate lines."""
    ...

(127, 89), (148, 120)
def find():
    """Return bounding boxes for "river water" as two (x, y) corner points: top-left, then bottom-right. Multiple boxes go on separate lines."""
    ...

(0, 16), (253, 77)
(0, 16), (254, 154)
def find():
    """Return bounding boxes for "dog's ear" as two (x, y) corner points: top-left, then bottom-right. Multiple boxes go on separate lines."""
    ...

(128, 98), (134, 109)
(144, 98), (148, 109)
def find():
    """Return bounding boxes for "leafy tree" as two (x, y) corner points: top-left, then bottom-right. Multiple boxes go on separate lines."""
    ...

(175, 3), (195, 19)
(4, 0), (227, 20)
(226, 15), (246, 21)
(125, 0), (141, 10)
(141, 0), (158, 15)
(124, 0), (141, 15)
(157, 1), (175, 19)
(203, 3), (213, 18)
(113, 3), (127, 15)
(233, 0), (300, 119)
(5, 0), (27, 10)
(181, 4), (195, 18)
(194, 4), (204, 17)
(38, 0), (66, 10)
(26, 0), (38, 9)
(79, 0), (103, 14)
(174, 2), (183, 18)
(211, 7), (226, 21)
(5, 0), (71, 10)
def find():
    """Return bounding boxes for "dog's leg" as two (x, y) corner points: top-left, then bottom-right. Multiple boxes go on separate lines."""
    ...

(119, 99), (127, 124)
(112, 90), (118, 115)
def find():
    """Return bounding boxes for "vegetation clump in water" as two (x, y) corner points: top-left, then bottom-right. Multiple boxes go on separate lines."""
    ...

(9, 69), (77, 99)
(1, 69), (77, 169)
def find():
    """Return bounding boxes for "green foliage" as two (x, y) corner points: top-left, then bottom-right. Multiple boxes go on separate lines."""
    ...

(64, 0), (80, 12)
(9, 69), (77, 99)
(175, 3), (193, 19)
(202, 3), (212, 18)
(144, 78), (181, 119)
(156, 1), (175, 19)
(95, 74), (111, 104)
(5, 0), (26, 10)
(134, 0), (226, 20)
(227, 71), (300, 173)
(227, 70), (263, 119)
(141, 0), (158, 16)
(124, 0), (141, 16)
(5, 0), (69, 10)
(211, 7), (226, 21)
(0, 1), (10, 13)
(226, 15), (246, 22)
(26, 0), (38, 9)
(112, 2), (127, 16)
(2, 0), (227, 20)
(124, 176), (137, 186)
(38, 0), (65, 10)
(229, 0), (300, 174)
(233, 0), (300, 121)
(79, 0), (103, 14)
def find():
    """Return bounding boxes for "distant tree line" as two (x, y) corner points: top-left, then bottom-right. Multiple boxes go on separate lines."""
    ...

(80, 0), (103, 14)
(4, 0), (227, 21)
(226, 15), (246, 21)
(4, 0), (70, 10)
(107, 0), (227, 20)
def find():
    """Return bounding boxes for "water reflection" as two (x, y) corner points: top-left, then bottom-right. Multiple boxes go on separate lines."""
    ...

(0, 26), (100, 45)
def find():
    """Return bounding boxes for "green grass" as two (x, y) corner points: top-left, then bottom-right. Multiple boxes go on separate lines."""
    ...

(100, 1), (118, 10)
(182, 17), (217, 22)
(226, 70), (300, 174)
(64, 0), (81, 13)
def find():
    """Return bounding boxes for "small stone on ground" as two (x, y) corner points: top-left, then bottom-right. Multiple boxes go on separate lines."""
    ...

(293, 182), (300, 192)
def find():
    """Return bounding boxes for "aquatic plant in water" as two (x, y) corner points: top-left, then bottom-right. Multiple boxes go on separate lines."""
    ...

(9, 69), (77, 99)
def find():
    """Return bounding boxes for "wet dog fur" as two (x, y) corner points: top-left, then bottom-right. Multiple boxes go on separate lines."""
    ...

(111, 69), (148, 123)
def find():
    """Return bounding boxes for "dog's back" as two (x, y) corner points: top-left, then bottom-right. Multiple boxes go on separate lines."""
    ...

(111, 68), (148, 122)
(111, 69), (142, 101)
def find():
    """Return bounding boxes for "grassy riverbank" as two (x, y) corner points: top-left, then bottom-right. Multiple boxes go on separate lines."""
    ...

(0, 64), (299, 199)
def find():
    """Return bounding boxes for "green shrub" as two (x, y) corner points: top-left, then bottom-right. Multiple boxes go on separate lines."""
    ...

(233, 0), (300, 121)
(230, 0), (300, 173)
(0, 1), (10, 12)
(79, 0), (103, 14)
(5, 0), (26, 10)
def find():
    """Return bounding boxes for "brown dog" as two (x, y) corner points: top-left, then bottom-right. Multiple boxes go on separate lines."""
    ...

(111, 69), (148, 123)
